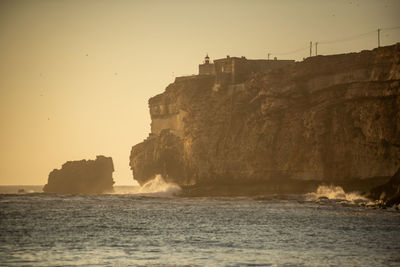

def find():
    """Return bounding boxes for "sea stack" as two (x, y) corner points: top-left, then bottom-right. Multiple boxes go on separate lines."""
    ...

(43, 155), (115, 194)
(130, 44), (400, 196)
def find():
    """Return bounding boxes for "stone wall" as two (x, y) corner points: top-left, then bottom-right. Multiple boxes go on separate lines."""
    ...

(199, 63), (215, 75)
(214, 57), (295, 84)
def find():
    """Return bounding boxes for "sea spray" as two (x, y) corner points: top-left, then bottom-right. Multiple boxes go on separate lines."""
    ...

(306, 185), (371, 204)
(138, 174), (181, 197)
(109, 175), (181, 196)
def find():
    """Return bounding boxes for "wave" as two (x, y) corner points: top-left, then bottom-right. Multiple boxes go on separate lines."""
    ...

(306, 185), (372, 205)
(106, 175), (182, 197)
(137, 174), (182, 197)
(110, 174), (181, 197)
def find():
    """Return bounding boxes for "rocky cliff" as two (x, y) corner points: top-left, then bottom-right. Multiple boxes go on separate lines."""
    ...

(130, 44), (400, 196)
(43, 155), (115, 194)
(369, 167), (400, 206)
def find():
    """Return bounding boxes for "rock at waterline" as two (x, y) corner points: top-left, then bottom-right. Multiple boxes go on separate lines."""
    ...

(43, 155), (115, 194)
(130, 44), (400, 196)
(369, 167), (400, 206)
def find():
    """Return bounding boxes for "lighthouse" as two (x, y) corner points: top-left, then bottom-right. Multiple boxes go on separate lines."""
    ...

(204, 54), (210, 64)
(199, 54), (215, 75)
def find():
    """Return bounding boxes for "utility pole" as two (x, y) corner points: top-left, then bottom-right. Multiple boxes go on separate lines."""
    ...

(309, 41), (312, 57)
(377, 28), (381, 48)
(315, 42), (318, 56)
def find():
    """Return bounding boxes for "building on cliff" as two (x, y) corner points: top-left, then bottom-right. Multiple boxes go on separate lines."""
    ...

(198, 54), (215, 75)
(131, 44), (400, 196)
(198, 54), (295, 84)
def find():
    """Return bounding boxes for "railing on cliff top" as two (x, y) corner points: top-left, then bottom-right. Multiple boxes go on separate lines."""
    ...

(268, 26), (400, 61)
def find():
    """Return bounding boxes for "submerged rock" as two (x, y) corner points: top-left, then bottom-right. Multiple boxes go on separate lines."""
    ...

(130, 44), (400, 196)
(369, 167), (400, 206)
(43, 155), (115, 194)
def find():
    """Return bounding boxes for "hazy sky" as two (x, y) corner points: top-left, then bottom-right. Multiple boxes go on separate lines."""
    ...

(1, 0), (399, 185)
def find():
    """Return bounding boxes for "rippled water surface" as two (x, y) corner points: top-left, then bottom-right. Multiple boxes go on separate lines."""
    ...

(1, 187), (399, 266)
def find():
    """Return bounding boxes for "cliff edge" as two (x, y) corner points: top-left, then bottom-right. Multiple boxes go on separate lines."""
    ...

(43, 155), (115, 194)
(130, 44), (400, 196)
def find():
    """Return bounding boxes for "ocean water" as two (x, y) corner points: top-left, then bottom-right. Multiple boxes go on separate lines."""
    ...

(0, 183), (400, 266)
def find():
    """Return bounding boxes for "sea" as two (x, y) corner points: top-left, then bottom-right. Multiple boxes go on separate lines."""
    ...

(1, 177), (400, 266)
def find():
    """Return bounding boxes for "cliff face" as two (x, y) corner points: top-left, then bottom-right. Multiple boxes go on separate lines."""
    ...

(130, 44), (400, 195)
(369, 167), (400, 206)
(43, 155), (115, 194)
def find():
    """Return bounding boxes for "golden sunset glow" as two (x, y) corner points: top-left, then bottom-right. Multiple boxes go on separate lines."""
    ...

(1, 0), (399, 185)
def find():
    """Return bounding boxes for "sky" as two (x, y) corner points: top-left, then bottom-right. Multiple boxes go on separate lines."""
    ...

(0, 0), (399, 186)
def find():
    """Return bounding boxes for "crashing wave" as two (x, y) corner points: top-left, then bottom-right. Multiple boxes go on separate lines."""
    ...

(111, 175), (181, 197)
(110, 175), (181, 197)
(136, 174), (181, 197)
(306, 185), (371, 205)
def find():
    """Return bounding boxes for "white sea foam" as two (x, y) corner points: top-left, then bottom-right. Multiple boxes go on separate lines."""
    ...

(136, 174), (182, 197)
(106, 175), (182, 196)
(306, 185), (371, 204)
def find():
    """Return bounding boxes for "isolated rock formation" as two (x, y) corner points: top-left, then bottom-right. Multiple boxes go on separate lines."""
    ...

(43, 155), (115, 194)
(130, 44), (400, 196)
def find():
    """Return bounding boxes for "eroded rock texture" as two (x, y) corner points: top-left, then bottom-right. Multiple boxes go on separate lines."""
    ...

(130, 44), (400, 196)
(369, 167), (400, 206)
(43, 155), (115, 194)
